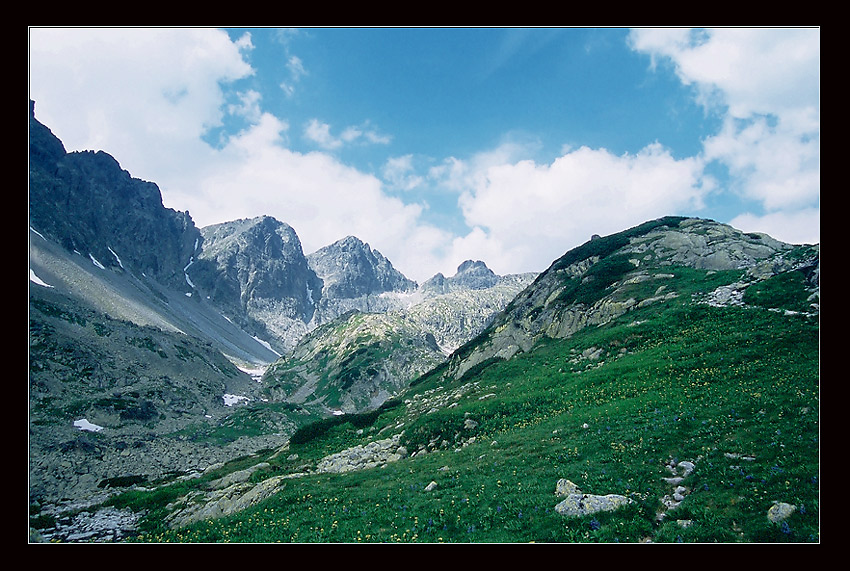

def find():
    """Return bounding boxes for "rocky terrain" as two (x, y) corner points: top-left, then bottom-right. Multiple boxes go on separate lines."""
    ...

(28, 102), (533, 512)
(445, 216), (819, 381)
(307, 235), (418, 326)
(28, 102), (818, 543)
(188, 216), (324, 353)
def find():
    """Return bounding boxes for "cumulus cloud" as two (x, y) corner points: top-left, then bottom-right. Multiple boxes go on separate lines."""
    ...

(628, 27), (820, 244)
(382, 154), (425, 192)
(304, 119), (391, 150)
(433, 142), (710, 276)
(304, 119), (342, 150)
(730, 208), (820, 247)
(28, 27), (254, 185)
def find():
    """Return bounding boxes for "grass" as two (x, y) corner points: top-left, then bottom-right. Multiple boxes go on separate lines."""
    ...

(118, 282), (818, 543)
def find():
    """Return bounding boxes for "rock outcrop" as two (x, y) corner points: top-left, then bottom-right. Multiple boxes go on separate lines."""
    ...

(29, 100), (201, 291)
(262, 311), (446, 413)
(165, 474), (289, 529)
(445, 217), (810, 382)
(188, 216), (324, 352)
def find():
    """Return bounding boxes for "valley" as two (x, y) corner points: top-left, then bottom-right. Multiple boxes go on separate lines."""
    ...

(28, 102), (819, 543)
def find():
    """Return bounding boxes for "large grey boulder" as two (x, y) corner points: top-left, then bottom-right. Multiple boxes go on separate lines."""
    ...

(553, 479), (634, 517)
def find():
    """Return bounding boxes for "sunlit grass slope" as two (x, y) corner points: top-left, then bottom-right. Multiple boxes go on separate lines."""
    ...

(122, 270), (818, 543)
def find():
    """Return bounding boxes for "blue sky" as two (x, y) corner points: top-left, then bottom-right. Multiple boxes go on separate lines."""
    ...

(29, 27), (819, 282)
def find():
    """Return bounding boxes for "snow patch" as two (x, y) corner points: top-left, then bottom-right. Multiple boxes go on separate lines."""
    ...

(89, 254), (106, 270)
(30, 269), (53, 288)
(253, 336), (282, 357)
(223, 394), (249, 406)
(184, 257), (196, 288)
(237, 365), (267, 383)
(108, 247), (124, 269)
(74, 419), (103, 432)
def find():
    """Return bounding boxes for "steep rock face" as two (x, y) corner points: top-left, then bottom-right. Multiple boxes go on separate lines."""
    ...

(421, 260), (501, 294)
(29, 101), (200, 291)
(445, 217), (814, 381)
(307, 236), (417, 327)
(309, 236), (417, 298)
(188, 216), (323, 352)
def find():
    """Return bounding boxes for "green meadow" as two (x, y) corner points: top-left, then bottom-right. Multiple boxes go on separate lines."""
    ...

(105, 264), (818, 543)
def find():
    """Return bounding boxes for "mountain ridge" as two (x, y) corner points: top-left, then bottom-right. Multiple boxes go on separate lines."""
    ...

(28, 103), (819, 543)
(28, 103), (537, 508)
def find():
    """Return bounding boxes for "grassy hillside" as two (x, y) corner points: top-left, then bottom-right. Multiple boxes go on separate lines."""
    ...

(104, 261), (819, 543)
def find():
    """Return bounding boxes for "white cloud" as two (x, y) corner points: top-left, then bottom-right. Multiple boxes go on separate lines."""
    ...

(730, 208), (820, 246)
(227, 89), (263, 123)
(28, 28), (254, 185)
(304, 119), (342, 150)
(382, 154), (425, 192)
(434, 141), (710, 276)
(703, 115), (819, 211)
(287, 55), (307, 81)
(628, 27), (819, 244)
(304, 119), (391, 150)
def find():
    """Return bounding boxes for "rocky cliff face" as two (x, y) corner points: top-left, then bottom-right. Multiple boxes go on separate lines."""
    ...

(29, 101), (200, 291)
(309, 236), (417, 299)
(187, 216), (323, 352)
(421, 260), (501, 294)
(307, 236), (418, 327)
(445, 216), (819, 381)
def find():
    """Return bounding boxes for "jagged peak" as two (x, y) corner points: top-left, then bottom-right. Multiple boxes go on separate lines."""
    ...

(456, 260), (492, 275)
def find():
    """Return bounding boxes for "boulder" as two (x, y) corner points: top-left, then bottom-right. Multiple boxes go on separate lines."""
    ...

(555, 493), (634, 518)
(767, 502), (797, 523)
(553, 479), (633, 517)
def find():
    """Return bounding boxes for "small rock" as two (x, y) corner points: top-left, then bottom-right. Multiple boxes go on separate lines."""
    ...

(424, 481), (438, 492)
(767, 502), (796, 523)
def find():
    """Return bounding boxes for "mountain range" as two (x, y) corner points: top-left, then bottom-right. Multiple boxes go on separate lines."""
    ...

(28, 101), (819, 543)
(28, 101), (535, 505)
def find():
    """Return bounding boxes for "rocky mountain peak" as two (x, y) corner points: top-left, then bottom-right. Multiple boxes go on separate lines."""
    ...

(186, 216), (323, 351)
(453, 260), (500, 289)
(307, 236), (417, 300)
(421, 259), (500, 294)
(29, 100), (200, 290)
